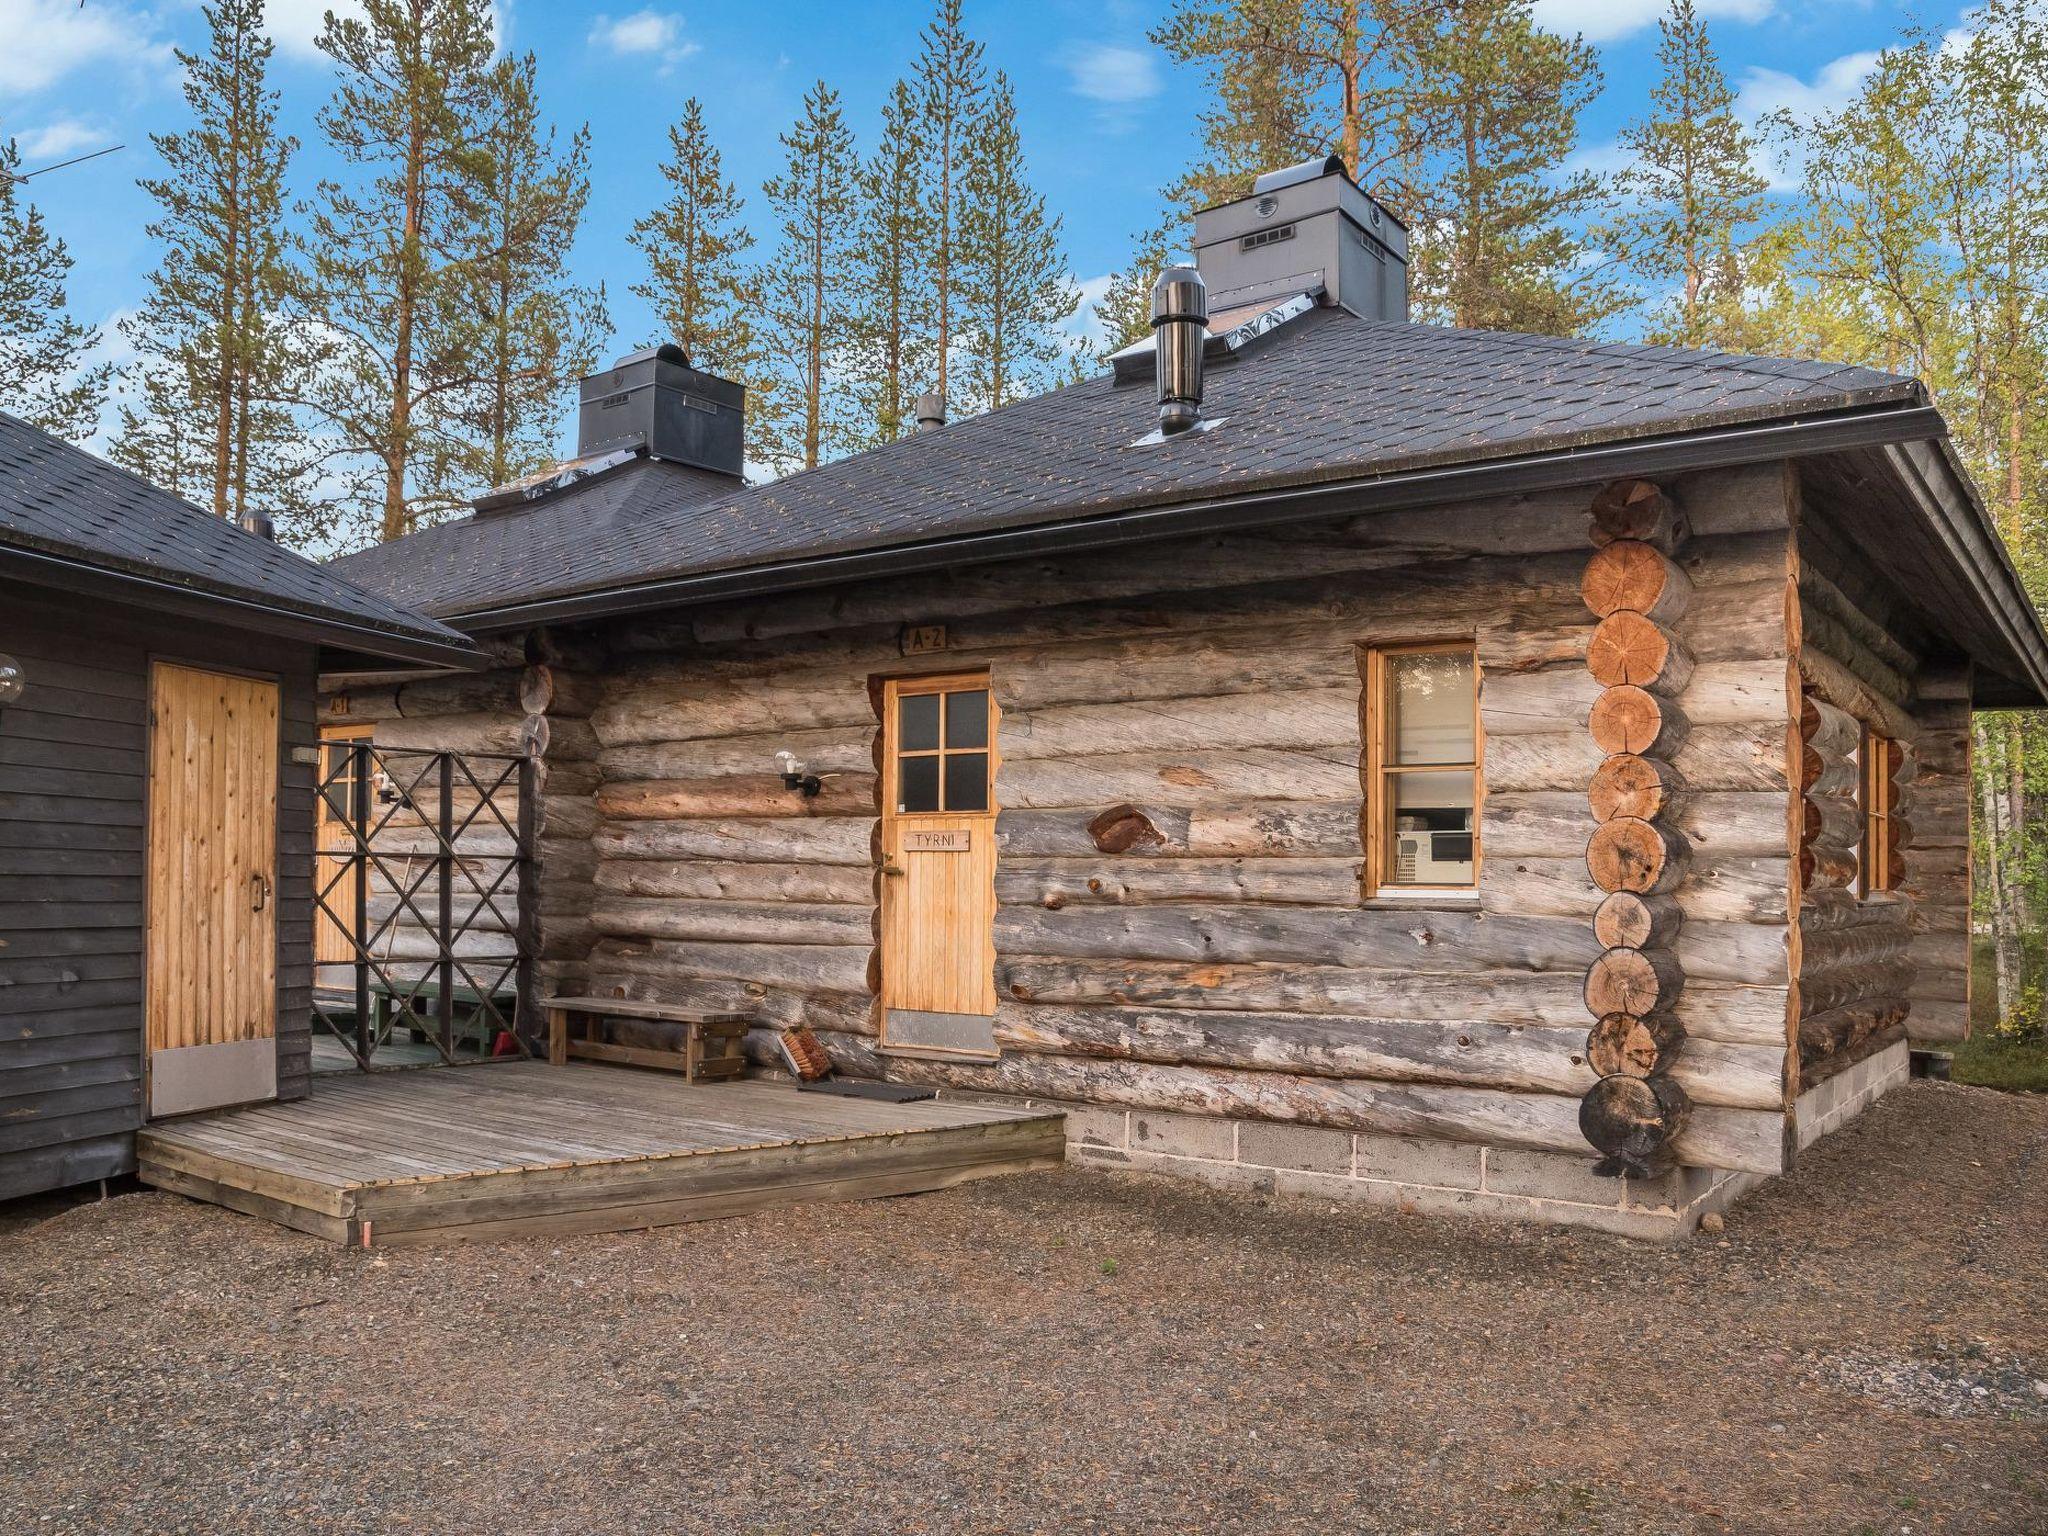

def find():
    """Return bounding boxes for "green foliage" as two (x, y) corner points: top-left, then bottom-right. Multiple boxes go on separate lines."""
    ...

(1093, 219), (1178, 359)
(1402, 0), (1617, 334)
(630, 97), (757, 384)
(958, 72), (1078, 412)
(1603, 0), (1771, 348)
(847, 79), (934, 449)
(754, 81), (860, 475)
(913, 0), (988, 414)
(114, 0), (323, 539)
(0, 133), (110, 441)
(298, 0), (505, 542)
(456, 50), (607, 493)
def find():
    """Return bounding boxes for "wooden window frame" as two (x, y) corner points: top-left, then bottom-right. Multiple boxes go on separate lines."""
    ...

(882, 671), (996, 819)
(1362, 641), (1483, 900)
(1860, 725), (1896, 897)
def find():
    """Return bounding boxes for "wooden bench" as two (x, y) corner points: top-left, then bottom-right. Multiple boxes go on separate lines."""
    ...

(542, 996), (751, 1083)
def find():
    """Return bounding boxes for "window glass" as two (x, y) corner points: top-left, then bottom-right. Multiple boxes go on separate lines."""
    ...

(1389, 770), (1476, 884)
(898, 754), (940, 813)
(945, 752), (990, 812)
(945, 689), (990, 749)
(1389, 651), (1475, 764)
(899, 693), (941, 752)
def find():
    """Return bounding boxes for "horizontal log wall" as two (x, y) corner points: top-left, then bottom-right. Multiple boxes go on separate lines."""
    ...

(1794, 480), (1969, 1055)
(319, 628), (602, 1000)
(581, 465), (1799, 1175)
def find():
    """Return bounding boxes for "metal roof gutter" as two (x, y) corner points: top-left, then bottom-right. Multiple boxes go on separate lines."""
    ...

(450, 400), (1948, 633)
(0, 541), (485, 670)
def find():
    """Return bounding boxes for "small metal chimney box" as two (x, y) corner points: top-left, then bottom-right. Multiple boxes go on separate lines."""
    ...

(577, 345), (746, 478)
(1193, 156), (1409, 322)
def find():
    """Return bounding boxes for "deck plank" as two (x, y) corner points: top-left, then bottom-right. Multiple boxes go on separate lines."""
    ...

(137, 1063), (1064, 1246)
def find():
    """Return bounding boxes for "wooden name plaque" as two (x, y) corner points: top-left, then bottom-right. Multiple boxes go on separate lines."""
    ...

(904, 829), (971, 852)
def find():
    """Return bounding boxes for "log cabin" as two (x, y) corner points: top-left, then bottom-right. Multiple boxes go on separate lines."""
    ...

(326, 157), (2048, 1237)
(0, 411), (479, 1200)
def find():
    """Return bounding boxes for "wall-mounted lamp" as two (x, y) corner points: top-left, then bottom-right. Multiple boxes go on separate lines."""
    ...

(774, 749), (823, 798)
(0, 654), (24, 720)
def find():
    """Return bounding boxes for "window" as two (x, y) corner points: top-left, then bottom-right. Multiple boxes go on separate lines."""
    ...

(1860, 727), (1897, 896)
(1363, 643), (1480, 896)
(890, 678), (992, 814)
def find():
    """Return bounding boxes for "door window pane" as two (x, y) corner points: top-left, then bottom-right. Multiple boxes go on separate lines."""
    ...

(899, 693), (941, 751)
(945, 689), (989, 749)
(898, 754), (940, 812)
(944, 752), (990, 812)
(1388, 651), (1475, 765)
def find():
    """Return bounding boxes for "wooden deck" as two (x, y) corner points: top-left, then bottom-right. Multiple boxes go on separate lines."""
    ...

(136, 1063), (1065, 1247)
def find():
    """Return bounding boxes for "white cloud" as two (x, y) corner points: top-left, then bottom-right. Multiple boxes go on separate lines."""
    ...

(15, 117), (107, 161)
(1063, 42), (1162, 105)
(262, 0), (368, 62)
(588, 10), (699, 71)
(1738, 50), (1882, 123)
(1531, 0), (1774, 45)
(1062, 271), (1116, 354)
(0, 0), (170, 96)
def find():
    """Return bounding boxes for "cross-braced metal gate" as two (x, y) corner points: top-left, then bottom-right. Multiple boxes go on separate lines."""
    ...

(310, 742), (538, 1069)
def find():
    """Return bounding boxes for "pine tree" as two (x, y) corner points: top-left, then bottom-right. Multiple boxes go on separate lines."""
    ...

(1608, 0), (1770, 349)
(1092, 219), (1177, 356)
(630, 97), (756, 379)
(1150, 0), (1435, 213)
(847, 79), (932, 447)
(0, 134), (110, 441)
(109, 358), (213, 499)
(459, 51), (607, 489)
(115, 0), (309, 525)
(299, 0), (502, 543)
(958, 72), (1077, 411)
(754, 81), (860, 475)
(913, 0), (987, 412)
(1403, 0), (1615, 335)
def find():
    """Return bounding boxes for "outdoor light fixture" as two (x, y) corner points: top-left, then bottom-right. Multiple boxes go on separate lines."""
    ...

(0, 654), (24, 717)
(774, 749), (823, 798)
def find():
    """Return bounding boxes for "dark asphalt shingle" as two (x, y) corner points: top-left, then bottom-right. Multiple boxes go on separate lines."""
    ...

(332, 307), (1921, 619)
(0, 410), (471, 652)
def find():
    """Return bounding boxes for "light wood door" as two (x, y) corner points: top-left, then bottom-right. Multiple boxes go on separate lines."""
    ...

(880, 673), (998, 1055)
(146, 662), (280, 1116)
(315, 724), (374, 964)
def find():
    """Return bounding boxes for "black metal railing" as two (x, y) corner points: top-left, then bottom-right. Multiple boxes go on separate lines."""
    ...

(308, 742), (538, 1069)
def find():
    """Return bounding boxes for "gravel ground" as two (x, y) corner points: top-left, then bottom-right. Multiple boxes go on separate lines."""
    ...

(1, 1079), (2043, 1536)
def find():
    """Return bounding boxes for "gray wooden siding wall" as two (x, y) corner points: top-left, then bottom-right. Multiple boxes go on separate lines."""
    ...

(1794, 487), (1972, 1050)
(573, 464), (1800, 1176)
(319, 634), (601, 998)
(0, 581), (317, 1200)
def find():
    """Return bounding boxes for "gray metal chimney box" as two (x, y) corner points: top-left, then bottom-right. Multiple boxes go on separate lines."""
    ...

(577, 349), (745, 478)
(1192, 157), (1408, 322)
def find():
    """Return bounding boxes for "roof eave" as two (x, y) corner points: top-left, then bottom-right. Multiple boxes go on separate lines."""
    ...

(0, 541), (485, 670)
(444, 398), (1948, 635)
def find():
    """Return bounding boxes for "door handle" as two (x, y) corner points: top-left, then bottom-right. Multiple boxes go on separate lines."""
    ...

(881, 858), (906, 878)
(251, 872), (271, 912)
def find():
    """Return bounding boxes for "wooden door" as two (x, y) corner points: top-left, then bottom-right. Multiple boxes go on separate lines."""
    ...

(880, 673), (998, 1055)
(315, 724), (374, 965)
(146, 662), (280, 1117)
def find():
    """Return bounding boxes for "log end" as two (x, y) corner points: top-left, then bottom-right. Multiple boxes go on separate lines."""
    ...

(1579, 1072), (1691, 1168)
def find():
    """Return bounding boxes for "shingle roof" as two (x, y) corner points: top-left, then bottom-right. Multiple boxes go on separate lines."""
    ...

(332, 307), (1923, 621)
(0, 410), (475, 660)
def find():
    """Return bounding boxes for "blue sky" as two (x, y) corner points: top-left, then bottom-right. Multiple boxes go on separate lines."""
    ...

(0, 0), (1973, 452)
